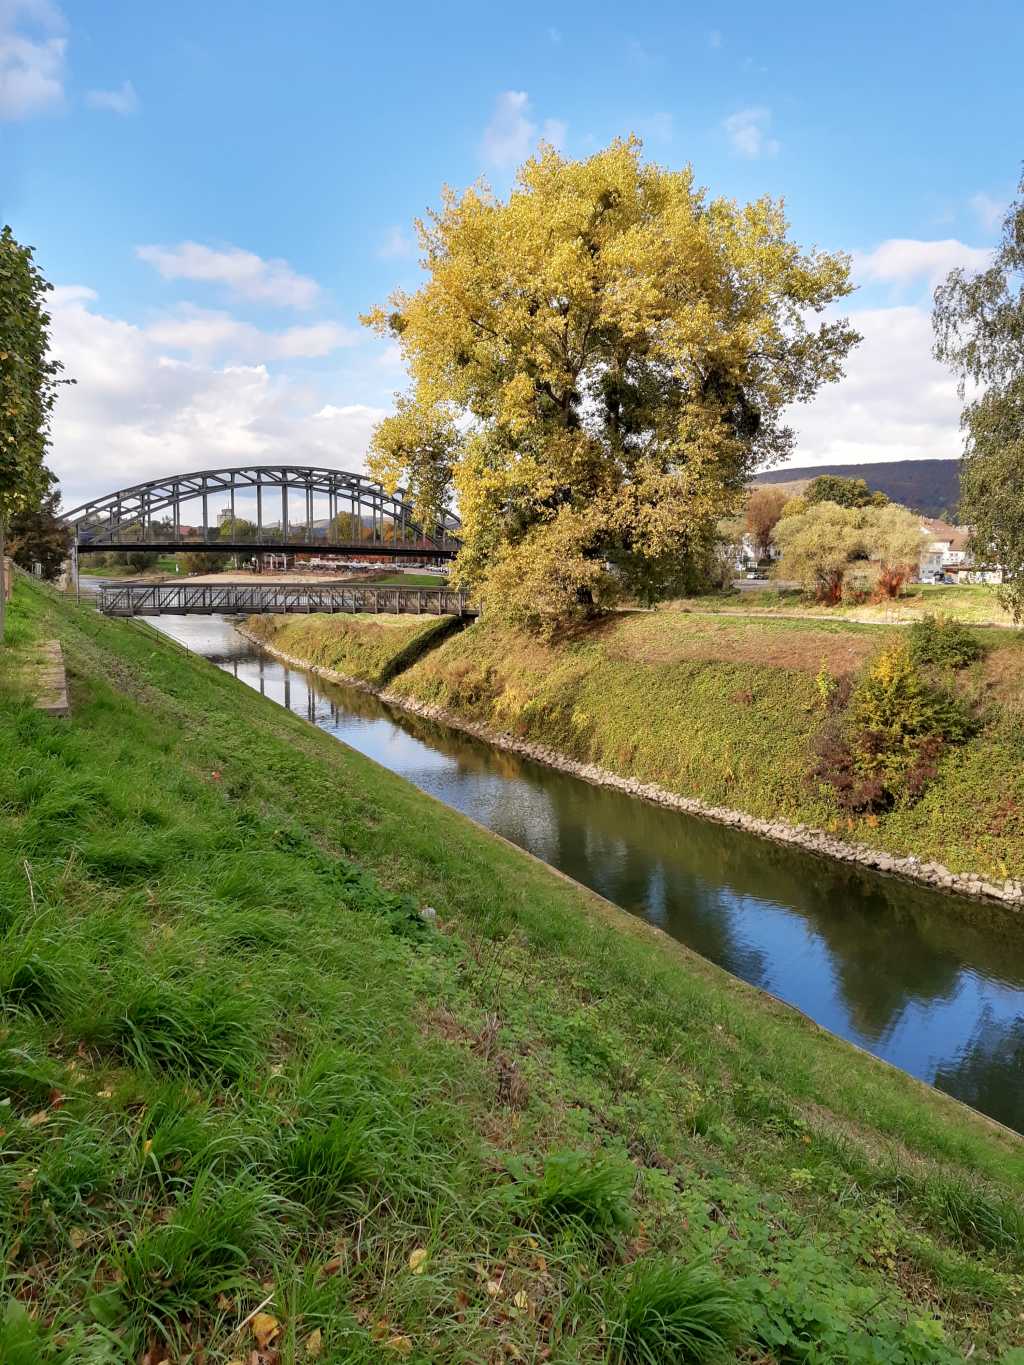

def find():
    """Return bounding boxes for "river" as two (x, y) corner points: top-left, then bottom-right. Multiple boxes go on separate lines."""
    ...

(151, 612), (1024, 1133)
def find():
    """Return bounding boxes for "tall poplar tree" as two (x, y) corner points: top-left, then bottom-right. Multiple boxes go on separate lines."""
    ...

(934, 170), (1024, 619)
(0, 226), (66, 642)
(364, 139), (859, 628)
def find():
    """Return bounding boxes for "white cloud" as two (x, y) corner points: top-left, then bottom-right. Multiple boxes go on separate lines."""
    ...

(377, 225), (415, 260)
(723, 106), (779, 159)
(136, 240), (321, 310)
(481, 90), (566, 169)
(143, 306), (356, 360)
(786, 305), (964, 468)
(854, 238), (991, 288)
(86, 78), (137, 114)
(0, 0), (66, 120)
(49, 286), (386, 508)
(969, 191), (1006, 234)
(276, 322), (357, 357)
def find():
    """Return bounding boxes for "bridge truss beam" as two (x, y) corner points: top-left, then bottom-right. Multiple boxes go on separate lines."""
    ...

(63, 465), (461, 556)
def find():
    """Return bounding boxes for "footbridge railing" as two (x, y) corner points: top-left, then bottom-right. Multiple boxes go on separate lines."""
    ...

(97, 582), (474, 618)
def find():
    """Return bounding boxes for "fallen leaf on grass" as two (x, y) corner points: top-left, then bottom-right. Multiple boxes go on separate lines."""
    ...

(68, 1227), (88, 1249)
(305, 1328), (323, 1358)
(386, 1336), (413, 1356)
(251, 1313), (280, 1349)
(513, 1290), (529, 1311)
(408, 1247), (428, 1274)
(27, 1110), (50, 1127)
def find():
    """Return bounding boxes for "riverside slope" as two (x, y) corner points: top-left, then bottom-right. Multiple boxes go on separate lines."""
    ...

(243, 610), (1024, 908)
(8, 580), (1024, 1359)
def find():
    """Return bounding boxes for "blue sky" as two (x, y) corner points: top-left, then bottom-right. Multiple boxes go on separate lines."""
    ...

(1, 0), (1021, 506)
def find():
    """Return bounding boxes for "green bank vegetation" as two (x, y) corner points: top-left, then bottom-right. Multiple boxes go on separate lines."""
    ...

(380, 611), (1024, 880)
(244, 612), (459, 688)
(79, 556), (180, 580)
(360, 573), (448, 588)
(2, 579), (1023, 1360)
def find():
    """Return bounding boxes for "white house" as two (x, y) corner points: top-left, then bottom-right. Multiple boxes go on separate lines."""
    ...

(918, 518), (970, 579)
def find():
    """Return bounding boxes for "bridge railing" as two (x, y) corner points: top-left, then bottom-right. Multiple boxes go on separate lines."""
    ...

(97, 582), (474, 618)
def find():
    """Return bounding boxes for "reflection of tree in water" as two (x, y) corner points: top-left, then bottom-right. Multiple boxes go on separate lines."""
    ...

(779, 867), (965, 1043)
(934, 1009), (1024, 1134)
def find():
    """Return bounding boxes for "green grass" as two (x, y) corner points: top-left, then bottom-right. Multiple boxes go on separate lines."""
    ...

(1, 578), (1023, 1359)
(669, 582), (1017, 627)
(362, 572), (448, 586)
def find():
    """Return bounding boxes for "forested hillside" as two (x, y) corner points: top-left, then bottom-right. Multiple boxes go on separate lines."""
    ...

(754, 458), (961, 517)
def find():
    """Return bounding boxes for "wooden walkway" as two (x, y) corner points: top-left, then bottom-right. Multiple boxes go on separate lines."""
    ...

(97, 581), (475, 618)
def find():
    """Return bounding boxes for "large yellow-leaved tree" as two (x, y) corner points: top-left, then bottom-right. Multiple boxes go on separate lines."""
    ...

(363, 139), (859, 627)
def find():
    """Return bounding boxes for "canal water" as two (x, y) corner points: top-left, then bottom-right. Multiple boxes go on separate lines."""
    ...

(152, 613), (1024, 1133)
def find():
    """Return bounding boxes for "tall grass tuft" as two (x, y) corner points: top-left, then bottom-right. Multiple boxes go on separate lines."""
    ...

(923, 1172), (1024, 1255)
(111, 975), (266, 1079)
(511, 1150), (635, 1234)
(132, 1077), (259, 1179)
(117, 1172), (283, 1319)
(278, 1114), (372, 1209)
(605, 1256), (742, 1364)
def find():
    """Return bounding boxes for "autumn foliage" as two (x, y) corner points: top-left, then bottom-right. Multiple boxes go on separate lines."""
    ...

(364, 138), (858, 628)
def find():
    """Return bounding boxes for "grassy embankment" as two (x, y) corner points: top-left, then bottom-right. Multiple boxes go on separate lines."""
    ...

(3, 579), (1024, 1361)
(79, 557), (180, 579)
(244, 612), (459, 688)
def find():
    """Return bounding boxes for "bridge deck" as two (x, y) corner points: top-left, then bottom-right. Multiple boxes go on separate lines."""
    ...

(77, 540), (457, 560)
(97, 581), (474, 618)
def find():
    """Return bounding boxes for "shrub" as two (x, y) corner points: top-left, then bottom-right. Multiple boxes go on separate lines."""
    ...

(850, 644), (974, 758)
(811, 644), (975, 812)
(604, 1256), (742, 1364)
(908, 615), (987, 669)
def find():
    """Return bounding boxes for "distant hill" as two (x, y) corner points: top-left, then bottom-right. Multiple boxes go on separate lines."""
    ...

(752, 458), (961, 518)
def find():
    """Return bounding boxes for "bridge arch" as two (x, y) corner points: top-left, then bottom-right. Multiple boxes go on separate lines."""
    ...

(63, 465), (461, 556)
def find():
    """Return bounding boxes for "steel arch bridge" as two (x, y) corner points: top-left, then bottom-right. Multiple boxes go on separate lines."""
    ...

(63, 465), (461, 559)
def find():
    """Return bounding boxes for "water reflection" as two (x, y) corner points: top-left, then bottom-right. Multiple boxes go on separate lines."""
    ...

(153, 614), (1024, 1131)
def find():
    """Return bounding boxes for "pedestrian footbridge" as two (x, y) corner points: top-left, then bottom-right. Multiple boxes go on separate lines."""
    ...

(97, 581), (474, 618)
